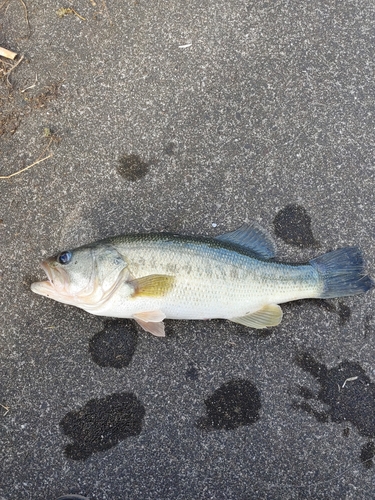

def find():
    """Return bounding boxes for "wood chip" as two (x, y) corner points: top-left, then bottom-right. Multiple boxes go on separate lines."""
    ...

(0, 46), (17, 60)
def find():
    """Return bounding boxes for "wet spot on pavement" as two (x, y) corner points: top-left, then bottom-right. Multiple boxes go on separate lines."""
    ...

(294, 352), (375, 437)
(364, 314), (374, 337)
(318, 300), (337, 313)
(273, 204), (317, 247)
(320, 299), (351, 325)
(185, 362), (199, 381)
(60, 392), (145, 460)
(289, 298), (351, 325)
(196, 379), (261, 431)
(89, 320), (137, 368)
(337, 302), (351, 325)
(117, 154), (149, 181)
(360, 442), (375, 469)
(164, 142), (177, 155)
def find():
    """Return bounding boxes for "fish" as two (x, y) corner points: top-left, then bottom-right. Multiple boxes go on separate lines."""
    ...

(31, 222), (373, 337)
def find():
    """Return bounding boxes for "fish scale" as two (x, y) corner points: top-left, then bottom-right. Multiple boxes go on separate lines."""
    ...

(118, 239), (315, 308)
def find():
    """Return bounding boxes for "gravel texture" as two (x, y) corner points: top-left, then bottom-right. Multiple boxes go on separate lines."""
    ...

(1, 1), (375, 499)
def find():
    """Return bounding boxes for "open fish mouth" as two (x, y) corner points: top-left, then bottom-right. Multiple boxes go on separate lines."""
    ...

(40, 260), (54, 284)
(31, 278), (56, 297)
(31, 260), (71, 301)
(30, 261), (53, 294)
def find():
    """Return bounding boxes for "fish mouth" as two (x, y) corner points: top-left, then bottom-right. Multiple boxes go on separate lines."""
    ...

(30, 261), (53, 294)
(31, 259), (72, 303)
(40, 260), (54, 283)
(30, 279), (54, 295)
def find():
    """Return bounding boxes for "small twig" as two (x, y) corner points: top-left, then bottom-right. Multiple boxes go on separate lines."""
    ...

(101, 0), (112, 24)
(39, 136), (54, 156)
(71, 8), (86, 20)
(1, 136), (54, 180)
(0, 46), (17, 59)
(21, 73), (38, 92)
(5, 54), (24, 85)
(0, 404), (10, 416)
(0, 0), (30, 33)
(0, 153), (53, 179)
(17, 0), (30, 32)
(0, 0), (10, 11)
(57, 7), (86, 21)
(342, 376), (358, 388)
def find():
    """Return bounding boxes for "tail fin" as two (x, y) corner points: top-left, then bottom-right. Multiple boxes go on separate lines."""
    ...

(310, 247), (373, 299)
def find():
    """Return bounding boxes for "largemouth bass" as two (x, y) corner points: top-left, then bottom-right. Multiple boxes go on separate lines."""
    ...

(31, 223), (373, 336)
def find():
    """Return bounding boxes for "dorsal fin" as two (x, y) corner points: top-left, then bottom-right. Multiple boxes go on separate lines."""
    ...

(215, 222), (276, 259)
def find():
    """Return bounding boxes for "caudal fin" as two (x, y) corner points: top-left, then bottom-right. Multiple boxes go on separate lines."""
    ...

(310, 247), (373, 299)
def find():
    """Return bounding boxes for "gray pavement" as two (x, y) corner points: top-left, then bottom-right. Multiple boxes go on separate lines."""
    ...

(1, 1), (375, 499)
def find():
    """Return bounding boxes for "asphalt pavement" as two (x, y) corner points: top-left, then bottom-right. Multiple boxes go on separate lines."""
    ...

(1, 1), (375, 499)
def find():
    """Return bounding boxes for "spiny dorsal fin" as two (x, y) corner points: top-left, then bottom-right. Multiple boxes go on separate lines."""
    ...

(215, 222), (276, 259)
(130, 275), (175, 298)
(230, 304), (282, 329)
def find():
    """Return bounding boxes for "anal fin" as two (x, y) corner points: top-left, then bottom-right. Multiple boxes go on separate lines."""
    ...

(230, 304), (282, 329)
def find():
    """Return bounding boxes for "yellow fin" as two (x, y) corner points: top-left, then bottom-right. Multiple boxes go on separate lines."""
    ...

(230, 304), (283, 329)
(131, 274), (175, 297)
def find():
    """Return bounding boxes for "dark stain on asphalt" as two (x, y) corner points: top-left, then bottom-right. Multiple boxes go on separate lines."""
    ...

(337, 302), (351, 325)
(294, 352), (375, 467)
(273, 204), (317, 247)
(117, 154), (149, 181)
(364, 314), (374, 337)
(342, 427), (350, 437)
(60, 392), (145, 460)
(89, 320), (138, 368)
(185, 362), (199, 381)
(319, 299), (351, 325)
(197, 379), (261, 431)
(317, 300), (337, 313)
(287, 298), (351, 325)
(164, 142), (177, 155)
(360, 441), (375, 469)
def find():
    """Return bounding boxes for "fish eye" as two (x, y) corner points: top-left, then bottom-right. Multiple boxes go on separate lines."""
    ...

(58, 251), (72, 265)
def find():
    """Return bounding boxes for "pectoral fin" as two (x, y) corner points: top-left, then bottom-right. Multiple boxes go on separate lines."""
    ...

(230, 304), (283, 329)
(130, 274), (175, 298)
(133, 310), (166, 337)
